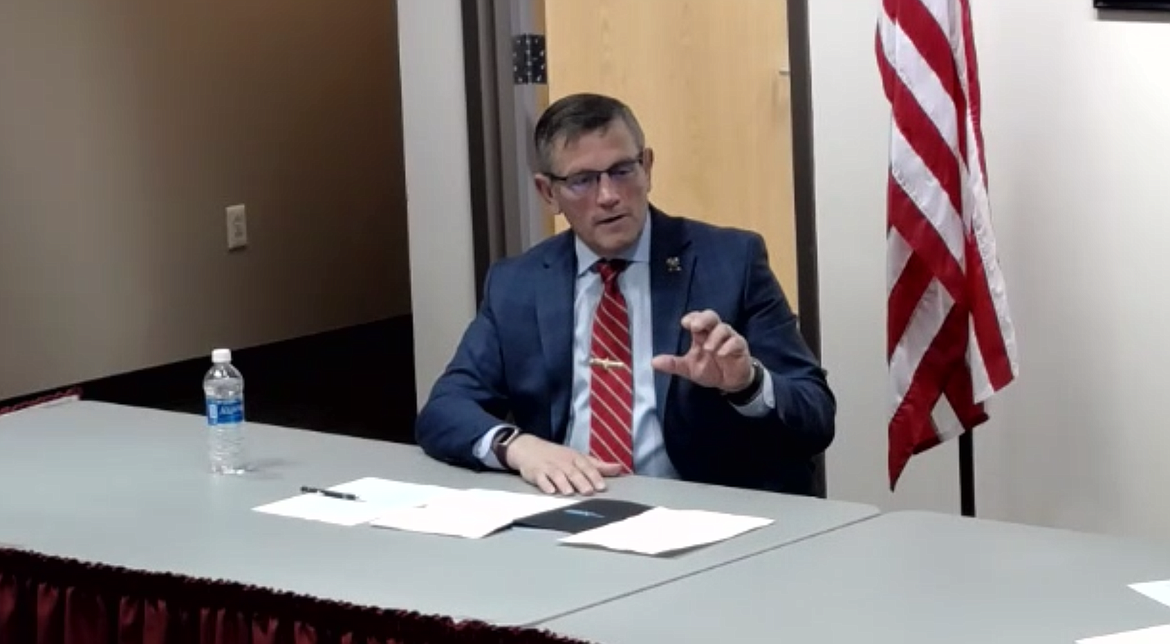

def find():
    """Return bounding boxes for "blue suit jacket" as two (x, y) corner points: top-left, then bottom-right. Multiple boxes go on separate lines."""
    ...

(415, 208), (836, 496)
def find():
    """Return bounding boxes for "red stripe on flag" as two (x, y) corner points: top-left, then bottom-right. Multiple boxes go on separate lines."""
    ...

(887, 249), (932, 361)
(888, 177), (966, 304)
(965, 236), (1016, 390)
(880, 0), (1017, 490)
(883, 0), (965, 108)
(877, 34), (896, 103)
(888, 303), (970, 489)
(958, 0), (989, 184)
(881, 59), (963, 217)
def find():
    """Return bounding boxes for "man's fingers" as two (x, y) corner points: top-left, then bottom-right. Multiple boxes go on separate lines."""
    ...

(688, 330), (710, 353)
(547, 470), (575, 495)
(651, 354), (687, 376)
(576, 459), (609, 491)
(566, 467), (598, 495)
(533, 471), (557, 495)
(682, 309), (721, 334)
(593, 460), (627, 477)
(522, 444), (625, 495)
(715, 334), (747, 358)
(703, 324), (735, 352)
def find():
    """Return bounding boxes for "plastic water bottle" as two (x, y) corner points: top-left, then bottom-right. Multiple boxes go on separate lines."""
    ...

(203, 348), (246, 474)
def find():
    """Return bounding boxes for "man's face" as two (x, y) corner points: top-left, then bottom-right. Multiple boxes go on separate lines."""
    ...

(534, 120), (655, 258)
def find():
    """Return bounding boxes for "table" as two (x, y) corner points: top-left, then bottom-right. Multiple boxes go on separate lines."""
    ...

(0, 400), (878, 627)
(540, 510), (1170, 643)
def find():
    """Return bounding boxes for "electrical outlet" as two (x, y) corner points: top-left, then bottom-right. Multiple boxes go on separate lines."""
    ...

(226, 204), (248, 250)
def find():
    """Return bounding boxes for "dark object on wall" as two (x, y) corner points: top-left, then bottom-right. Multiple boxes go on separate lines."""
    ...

(1094, 0), (1170, 10)
(512, 34), (546, 85)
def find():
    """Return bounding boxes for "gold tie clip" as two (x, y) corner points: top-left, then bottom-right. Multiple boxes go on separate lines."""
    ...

(589, 357), (626, 370)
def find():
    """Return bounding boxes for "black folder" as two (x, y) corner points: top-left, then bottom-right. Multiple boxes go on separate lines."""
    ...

(512, 498), (653, 534)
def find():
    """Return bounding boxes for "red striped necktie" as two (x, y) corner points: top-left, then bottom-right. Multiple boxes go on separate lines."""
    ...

(588, 259), (634, 473)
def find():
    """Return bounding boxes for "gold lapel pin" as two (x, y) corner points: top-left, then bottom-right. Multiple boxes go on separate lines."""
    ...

(666, 256), (681, 273)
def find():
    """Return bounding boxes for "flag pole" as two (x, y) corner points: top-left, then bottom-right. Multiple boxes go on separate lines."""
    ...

(959, 431), (975, 517)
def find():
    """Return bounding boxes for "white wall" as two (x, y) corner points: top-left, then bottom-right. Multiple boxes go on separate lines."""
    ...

(397, 0), (478, 409)
(813, 0), (1170, 541)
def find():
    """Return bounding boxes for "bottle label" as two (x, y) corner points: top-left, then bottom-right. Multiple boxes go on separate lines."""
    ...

(206, 398), (244, 425)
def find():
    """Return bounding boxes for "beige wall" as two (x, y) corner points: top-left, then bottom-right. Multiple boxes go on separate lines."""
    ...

(813, 0), (1170, 541)
(0, 0), (410, 399)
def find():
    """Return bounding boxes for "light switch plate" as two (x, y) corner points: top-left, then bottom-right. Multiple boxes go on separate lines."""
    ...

(226, 204), (248, 250)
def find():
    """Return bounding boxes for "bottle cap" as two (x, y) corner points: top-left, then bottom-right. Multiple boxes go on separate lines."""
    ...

(211, 348), (232, 364)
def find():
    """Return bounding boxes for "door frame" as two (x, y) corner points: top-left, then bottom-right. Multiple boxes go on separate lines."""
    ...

(460, 0), (548, 303)
(459, 0), (826, 496)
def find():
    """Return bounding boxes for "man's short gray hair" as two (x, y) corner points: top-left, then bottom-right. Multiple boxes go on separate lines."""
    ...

(533, 93), (646, 175)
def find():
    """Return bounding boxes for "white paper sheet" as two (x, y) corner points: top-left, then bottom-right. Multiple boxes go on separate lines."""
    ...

(559, 507), (772, 556)
(1130, 580), (1170, 609)
(252, 477), (453, 527)
(370, 488), (577, 539)
(327, 477), (453, 507)
(1077, 624), (1170, 643)
(252, 495), (389, 526)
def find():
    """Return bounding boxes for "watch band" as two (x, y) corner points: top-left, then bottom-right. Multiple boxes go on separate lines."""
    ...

(724, 359), (765, 406)
(491, 426), (520, 469)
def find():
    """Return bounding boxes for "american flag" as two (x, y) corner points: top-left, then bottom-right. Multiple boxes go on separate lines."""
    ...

(877, 0), (1019, 490)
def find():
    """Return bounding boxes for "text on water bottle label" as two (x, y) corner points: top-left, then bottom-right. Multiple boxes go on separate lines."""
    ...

(206, 399), (244, 425)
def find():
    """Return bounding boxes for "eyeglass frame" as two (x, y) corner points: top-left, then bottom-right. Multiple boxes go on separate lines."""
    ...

(542, 151), (646, 197)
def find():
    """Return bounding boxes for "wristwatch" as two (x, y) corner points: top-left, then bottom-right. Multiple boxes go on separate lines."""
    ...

(724, 358), (765, 406)
(491, 426), (521, 469)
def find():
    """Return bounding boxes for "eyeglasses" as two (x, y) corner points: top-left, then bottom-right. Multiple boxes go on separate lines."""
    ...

(545, 152), (644, 197)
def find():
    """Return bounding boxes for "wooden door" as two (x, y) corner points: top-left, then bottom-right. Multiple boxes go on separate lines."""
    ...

(539, 0), (799, 310)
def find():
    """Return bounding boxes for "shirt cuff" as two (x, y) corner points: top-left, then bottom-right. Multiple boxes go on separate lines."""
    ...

(473, 424), (513, 469)
(729, 368), (776, 417)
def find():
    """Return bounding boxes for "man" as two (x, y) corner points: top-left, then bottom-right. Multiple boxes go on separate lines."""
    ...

(415, 93), (835, 497)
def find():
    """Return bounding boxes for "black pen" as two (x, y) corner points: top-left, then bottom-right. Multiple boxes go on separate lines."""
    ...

(300, 486), (359, 501)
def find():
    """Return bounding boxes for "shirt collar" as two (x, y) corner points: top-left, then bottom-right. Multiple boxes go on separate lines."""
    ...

(574, 211), (651, 277)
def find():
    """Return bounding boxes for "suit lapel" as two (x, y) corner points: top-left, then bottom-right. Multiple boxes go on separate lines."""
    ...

(649, 209), (695, 422)
(535, 234), (577, 441)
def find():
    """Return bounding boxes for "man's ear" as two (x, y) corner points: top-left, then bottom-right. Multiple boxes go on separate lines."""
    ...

(533, 174), (560, 212)
(641, 147), (655, 192)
